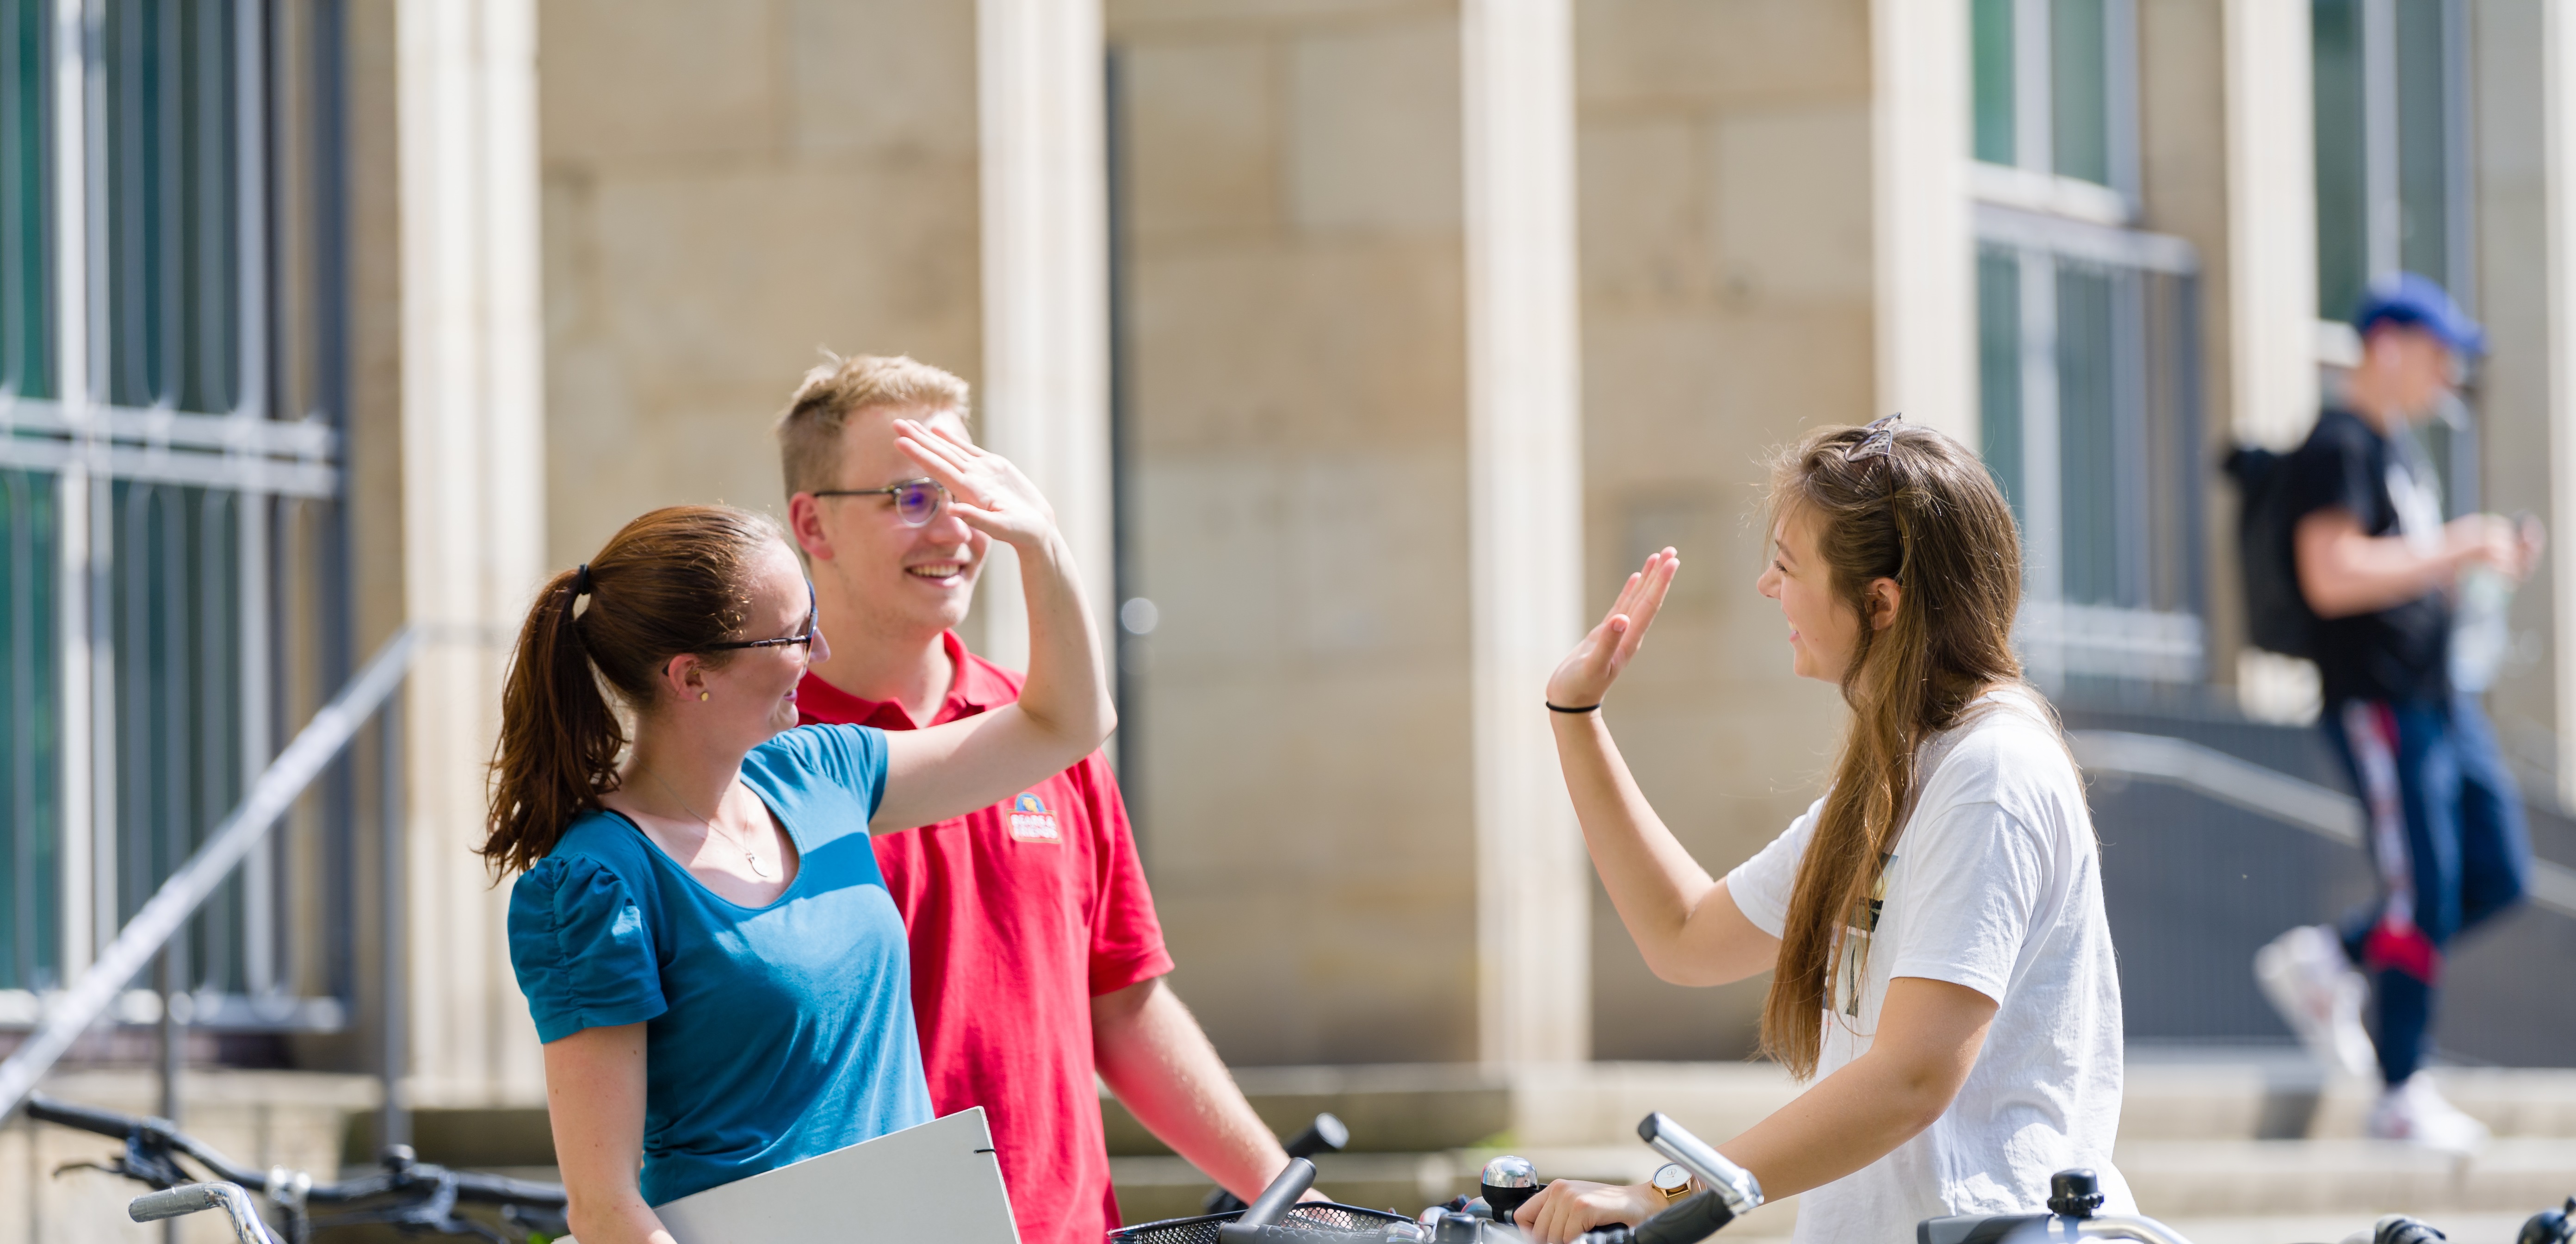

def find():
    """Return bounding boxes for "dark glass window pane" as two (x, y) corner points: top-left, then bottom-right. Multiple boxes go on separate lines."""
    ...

(2051, 0), (2111, 185)
(2, 0), (50, 399)
(2395, 0), (2449, 288)
(2313, 0), (2369, 320)
(104, 0), (239, 414)
(2057, 264), (2121, 606)
(1973, 0), (2017, 166)
(1978, 249), (2025, 527)
(109, 480), (247, 980)
(1, 468), (59, 989)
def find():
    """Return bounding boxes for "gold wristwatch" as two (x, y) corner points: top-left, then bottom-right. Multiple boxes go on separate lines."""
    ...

(1650, 1163), (1695, 1205)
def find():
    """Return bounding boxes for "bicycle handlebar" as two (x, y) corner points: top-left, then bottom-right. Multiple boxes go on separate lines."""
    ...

(25, 1091), (567, 1209)
(128, 1182), (282, 1244)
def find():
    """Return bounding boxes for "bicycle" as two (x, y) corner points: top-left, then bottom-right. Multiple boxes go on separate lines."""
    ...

(25, 1091), (571, 1244)
(1119, 1110), (2576, 1244)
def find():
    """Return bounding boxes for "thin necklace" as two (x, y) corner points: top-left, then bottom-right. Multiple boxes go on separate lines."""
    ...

(647, 770), (773, 879)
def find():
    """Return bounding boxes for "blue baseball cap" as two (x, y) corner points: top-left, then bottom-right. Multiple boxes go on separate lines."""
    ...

(2352, 272), (2486, 356)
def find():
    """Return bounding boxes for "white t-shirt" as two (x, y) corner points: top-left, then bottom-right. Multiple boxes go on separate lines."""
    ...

(1724, 691), (2132, 1244)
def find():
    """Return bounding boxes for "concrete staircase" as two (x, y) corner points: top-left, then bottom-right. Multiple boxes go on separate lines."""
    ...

(1106, 1057), (2576, 1243)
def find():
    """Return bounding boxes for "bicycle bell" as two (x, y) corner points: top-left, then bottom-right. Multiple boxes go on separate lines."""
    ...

(1479, 1155), (1541, 1221)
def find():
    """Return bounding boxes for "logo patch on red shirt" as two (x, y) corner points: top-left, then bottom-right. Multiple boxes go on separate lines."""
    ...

(1007, 792), (1061, 844)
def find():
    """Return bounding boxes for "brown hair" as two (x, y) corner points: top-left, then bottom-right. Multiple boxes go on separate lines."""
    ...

(774, 353), (972, 497)
(481, 505), (789, 876)
(1758, 421), (2037, 1078)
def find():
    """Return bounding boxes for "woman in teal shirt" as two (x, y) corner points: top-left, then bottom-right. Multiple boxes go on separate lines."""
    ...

(485, 422), (1111, 1244)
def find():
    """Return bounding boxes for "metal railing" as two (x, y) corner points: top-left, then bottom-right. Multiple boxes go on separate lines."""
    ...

(0, 624), (416, 1125)
(2070, 728), (2576, 920)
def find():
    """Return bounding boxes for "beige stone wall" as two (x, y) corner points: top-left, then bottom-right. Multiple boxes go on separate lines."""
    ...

(1108, 0), (1481, 1065)
(1570, 0), (1873, 1059)
(538, 0), (985, 568)
(2469, 0), (2561, 775)
(2136, 0), (2245, 682)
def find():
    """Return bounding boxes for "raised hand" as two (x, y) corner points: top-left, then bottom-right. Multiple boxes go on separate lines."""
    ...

(893, 418), (1059, 551)
(1546, 549), (1678, 710)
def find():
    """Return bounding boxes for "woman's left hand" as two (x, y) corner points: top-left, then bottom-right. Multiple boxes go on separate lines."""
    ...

(894, 418), (1059, 551)
(1545, 549), (1678, 710)
(1512, 1179), (1657, 1244)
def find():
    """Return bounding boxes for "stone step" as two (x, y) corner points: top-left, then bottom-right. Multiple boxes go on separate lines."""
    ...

(2118, 1138), (2576, 1219)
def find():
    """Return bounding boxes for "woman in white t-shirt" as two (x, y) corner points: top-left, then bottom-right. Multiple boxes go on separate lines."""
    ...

(1519, 418), (2130, 1244)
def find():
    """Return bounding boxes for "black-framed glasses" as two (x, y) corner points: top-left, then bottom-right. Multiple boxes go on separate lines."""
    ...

(706, 580), (820, 652)
(1845, 412), (1903, 462)
(811, 477), (948, 527)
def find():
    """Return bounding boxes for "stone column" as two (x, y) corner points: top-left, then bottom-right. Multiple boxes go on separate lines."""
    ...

(2222, 0), (2320, 449)
(1462, 0), (1588, 1067)
(2547, 0), (2576, 806)
(1870, 0), (1975, 442)
(973, 0), (1115, 671)
(396, 0), (547, 1107)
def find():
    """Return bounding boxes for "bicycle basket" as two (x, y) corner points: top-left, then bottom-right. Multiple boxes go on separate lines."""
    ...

(1109, 1203), (1410, 1244)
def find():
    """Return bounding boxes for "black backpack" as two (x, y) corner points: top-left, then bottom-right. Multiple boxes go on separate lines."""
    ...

(2223, 444), (2320, 659)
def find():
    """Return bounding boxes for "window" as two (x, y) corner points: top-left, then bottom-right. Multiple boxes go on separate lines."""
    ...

(1970, 0), (2137, 201)
(0, 0), (351, 1026)
(1971, 0), (2207, 688)
(2313, 0), (2473, 511)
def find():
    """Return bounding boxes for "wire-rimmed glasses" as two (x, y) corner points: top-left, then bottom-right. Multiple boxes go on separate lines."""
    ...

(705, 580), (819, 652)
(811, 477), (948, 526)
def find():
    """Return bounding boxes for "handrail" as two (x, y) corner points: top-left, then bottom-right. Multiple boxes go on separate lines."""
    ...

(2068, 728), (2576, 920)
(0, 627), (423, 1122)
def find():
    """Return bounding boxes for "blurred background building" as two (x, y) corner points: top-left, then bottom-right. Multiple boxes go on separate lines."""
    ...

(6, 0), (2576, 1238)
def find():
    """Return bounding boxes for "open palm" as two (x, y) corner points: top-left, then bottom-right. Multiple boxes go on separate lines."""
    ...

(894, 418), (1059, 551)
(1546, 548), (1678, 709)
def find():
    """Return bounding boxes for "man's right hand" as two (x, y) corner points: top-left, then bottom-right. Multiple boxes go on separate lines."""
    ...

(2445, 513), (2541, 580)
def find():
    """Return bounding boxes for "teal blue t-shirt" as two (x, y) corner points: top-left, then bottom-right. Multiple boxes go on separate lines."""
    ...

(506, 724), (934, 1207)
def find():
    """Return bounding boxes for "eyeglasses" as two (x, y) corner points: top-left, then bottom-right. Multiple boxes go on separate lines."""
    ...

(706, 580), (820, 652)
(1845, 412), (1903, 462)
(811, 477), (948, 527)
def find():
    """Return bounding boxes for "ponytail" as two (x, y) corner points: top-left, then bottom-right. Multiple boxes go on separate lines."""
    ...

(483, 566), (626, 875)
(481, 505), (788, 876)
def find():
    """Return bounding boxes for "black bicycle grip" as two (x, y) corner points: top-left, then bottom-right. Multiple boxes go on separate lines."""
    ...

(1236, 1157), (1316, 1227)
(25, 1093), (148, 1138)
(1632, 1190), (1734, 1244)
(1283, 1113), (1350, 1161)
(446, 1169), (571, 1207)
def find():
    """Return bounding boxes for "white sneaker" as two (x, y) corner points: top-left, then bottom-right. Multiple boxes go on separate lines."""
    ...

(2254, 924), (2378, 1077)
(2366, 1073), (2491, 1153)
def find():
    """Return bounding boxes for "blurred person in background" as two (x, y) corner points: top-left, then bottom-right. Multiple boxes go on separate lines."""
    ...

(776, 355), (1300, 1244)
(1517, 420), (2130, 1244)
(2254, 274), (2540, 1152)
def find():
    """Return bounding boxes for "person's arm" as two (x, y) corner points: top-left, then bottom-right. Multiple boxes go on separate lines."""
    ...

(1545, 550), (1781, 986)
(1513, 978), (1998, 1244)
(871, 420), (1115, 831)
(2295, 507), (2520, 619)
(1092, 977), (1303, 1203)
(542, 1024), (679, 1244)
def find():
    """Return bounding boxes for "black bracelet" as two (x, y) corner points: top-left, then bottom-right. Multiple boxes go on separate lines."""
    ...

(1546, 700), (1601, 714)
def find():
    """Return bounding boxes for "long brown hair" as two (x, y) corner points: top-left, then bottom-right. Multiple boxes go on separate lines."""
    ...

(1758, 421), (2034, 1078)
(482, 505), (788, 876)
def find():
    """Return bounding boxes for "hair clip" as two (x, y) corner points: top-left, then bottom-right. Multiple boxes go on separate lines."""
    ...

(1845, 413), (1903, 463)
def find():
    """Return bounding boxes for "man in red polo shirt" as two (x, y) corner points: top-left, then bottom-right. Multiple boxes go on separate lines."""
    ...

(775, 354), (1298, 1244)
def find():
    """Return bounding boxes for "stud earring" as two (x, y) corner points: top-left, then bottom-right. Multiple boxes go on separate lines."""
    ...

(699, 691), (710, 702)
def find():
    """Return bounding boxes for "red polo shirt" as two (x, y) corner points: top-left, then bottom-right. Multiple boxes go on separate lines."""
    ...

(798, 632), (1173, 1244)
